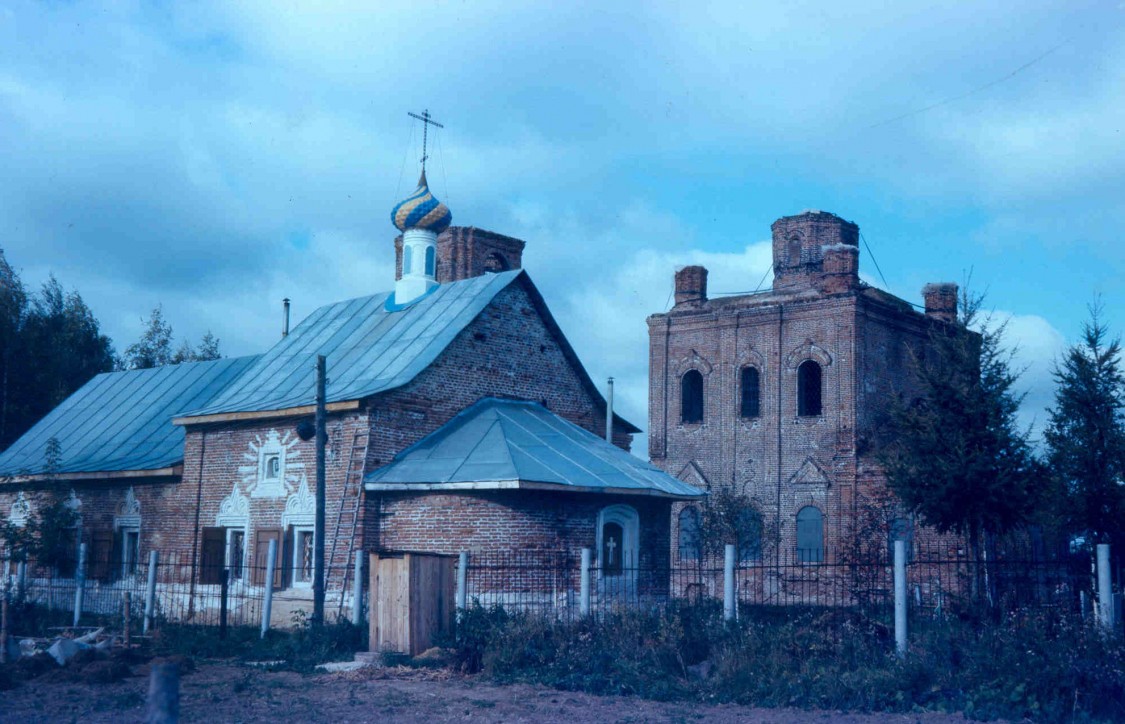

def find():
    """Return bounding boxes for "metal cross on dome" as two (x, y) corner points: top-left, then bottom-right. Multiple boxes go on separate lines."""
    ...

(407, 109), (443, 173)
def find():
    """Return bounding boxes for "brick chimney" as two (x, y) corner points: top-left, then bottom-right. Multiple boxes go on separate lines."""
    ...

(922, 283), (958, 323)
(674, 266), (708, 306)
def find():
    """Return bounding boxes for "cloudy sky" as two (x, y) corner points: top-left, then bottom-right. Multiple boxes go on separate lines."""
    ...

(1, 1), (1122, 452)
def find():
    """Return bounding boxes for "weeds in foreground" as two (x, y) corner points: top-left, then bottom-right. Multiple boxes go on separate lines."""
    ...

(452, 601), (1125, 721)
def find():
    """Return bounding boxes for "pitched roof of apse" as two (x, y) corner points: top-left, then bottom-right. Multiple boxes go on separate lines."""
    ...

(0, 355), (259, 479)
(178, 270), (640, 433)
(364, 398), (700, 499)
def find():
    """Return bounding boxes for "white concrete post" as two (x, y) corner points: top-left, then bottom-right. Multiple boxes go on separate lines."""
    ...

(16, 562), (26, 601)
(456, 551), (468, 611)
(72, 542), (87, 627)
(724, 544), (736, 622)
(894, 539), (908, 657)
(1097, 544), (1114, 632)
(260, 539), (277, 639)
(143, 550), (158, 635)
(351, 554), (363, 627)
(580, 548), (591, 617)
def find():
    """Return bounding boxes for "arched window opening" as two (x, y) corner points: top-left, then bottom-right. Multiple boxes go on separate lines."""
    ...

(740, 366), (760, 418)
(787, 235), (802, 266)
(402, 245), (413, 275)
(484, 251), (510, 273)
(597, 504), (639, 578)
(796, 506), (824, 563)
(678, 507), (701, 561)
(888, 517), (913, 562)
(797, 360), (822, 417)
(425, 246), (436, 276)
(681, 370), (704, 424)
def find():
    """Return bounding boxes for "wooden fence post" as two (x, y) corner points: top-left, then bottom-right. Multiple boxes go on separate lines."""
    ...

(145, 662), (179, 723)
(219, 569), (229, 639)
(144, 550), (158, 635)
(351, 553), (364, 627)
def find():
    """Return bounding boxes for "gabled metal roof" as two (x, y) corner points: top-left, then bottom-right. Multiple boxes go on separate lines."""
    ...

(179, 270), (525, 418)
(365, 398), (701, 499)
(0, 355), (259, 478)
(177, 270), (640, 433)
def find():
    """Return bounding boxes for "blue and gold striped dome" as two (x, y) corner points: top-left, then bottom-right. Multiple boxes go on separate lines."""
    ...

(391, 171), (452, 234)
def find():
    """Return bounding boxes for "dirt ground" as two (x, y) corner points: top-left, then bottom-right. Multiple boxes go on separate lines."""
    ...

(0, 660), (993, 724)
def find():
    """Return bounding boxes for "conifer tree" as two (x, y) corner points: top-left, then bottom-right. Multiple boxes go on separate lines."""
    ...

(1044, 301), (1125, 546)
(880, 292), (1040, 575)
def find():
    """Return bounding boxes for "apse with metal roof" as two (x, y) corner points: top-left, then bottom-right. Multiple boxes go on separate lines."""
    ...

(391, 110), (451, 306)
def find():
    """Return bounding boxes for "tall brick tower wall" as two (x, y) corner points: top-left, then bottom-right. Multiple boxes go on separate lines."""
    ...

(648, 210), (960, 565)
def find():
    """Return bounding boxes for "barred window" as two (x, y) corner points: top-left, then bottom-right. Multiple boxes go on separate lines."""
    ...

(796, 506), (824, 563)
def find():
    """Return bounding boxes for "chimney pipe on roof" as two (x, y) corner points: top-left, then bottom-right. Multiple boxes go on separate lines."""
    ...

(605, 377), (614, 444)
(282, 298), (291, 338)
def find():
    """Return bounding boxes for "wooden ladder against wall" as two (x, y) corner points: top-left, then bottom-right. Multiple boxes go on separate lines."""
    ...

(328, 420), (370, 618)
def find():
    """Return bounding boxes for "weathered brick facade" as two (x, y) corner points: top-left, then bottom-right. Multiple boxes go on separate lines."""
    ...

(2, 226), (661, 600)
(650, 211), (959, 566)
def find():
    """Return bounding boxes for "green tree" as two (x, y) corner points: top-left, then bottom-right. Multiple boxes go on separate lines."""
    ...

(121, 304), (174, 369)
(880, 291), (1040, 579)
(6, 276), (115, 447)
(1043, 301), (1125, 546)
(122, 305), (221, 369)
(0, 248), (28, 447)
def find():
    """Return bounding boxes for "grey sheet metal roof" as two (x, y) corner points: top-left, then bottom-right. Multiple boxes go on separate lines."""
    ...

(178, 270), (640, 433)
(0, 355), (259, 478)
(364, 398), (701, 499)
(180, 270), (525, 418)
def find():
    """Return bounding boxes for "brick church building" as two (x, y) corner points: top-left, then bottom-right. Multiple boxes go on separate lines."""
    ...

(0, 170), (700, 617)
(649, 210), (960, 570)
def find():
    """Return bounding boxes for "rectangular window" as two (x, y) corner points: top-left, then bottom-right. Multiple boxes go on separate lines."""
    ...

(121, 528), (140, 577)
(226, 529), (246, 581)
(293, 526), (314, 586)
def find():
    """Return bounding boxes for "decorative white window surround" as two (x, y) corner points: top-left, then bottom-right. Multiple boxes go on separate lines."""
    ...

(114, 487), (142, 530)
(216, 483), (251, 579)
(239, 429), (304, 499)
(282, 477), (315, 529)
(292, 526), (315, 588)
(8, 491), (31, 527)
(596, 504), (640, 578)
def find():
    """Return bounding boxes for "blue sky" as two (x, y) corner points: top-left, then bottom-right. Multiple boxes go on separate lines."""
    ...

(1, 1), (1122, 452)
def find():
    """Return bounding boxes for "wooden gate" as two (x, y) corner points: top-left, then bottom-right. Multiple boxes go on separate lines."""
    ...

(369, 551), (455, 656)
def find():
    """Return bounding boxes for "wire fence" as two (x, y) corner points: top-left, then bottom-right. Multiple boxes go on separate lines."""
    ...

(457, 545), (1102, 625)
(3, 543), (1109, 637)
(1, 550), (366, 633)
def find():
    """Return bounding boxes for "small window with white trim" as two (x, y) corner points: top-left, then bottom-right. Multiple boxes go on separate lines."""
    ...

(293, 526), (314, 586)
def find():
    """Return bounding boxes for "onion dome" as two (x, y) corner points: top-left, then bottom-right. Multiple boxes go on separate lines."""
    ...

(391, 170), (452, 234)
